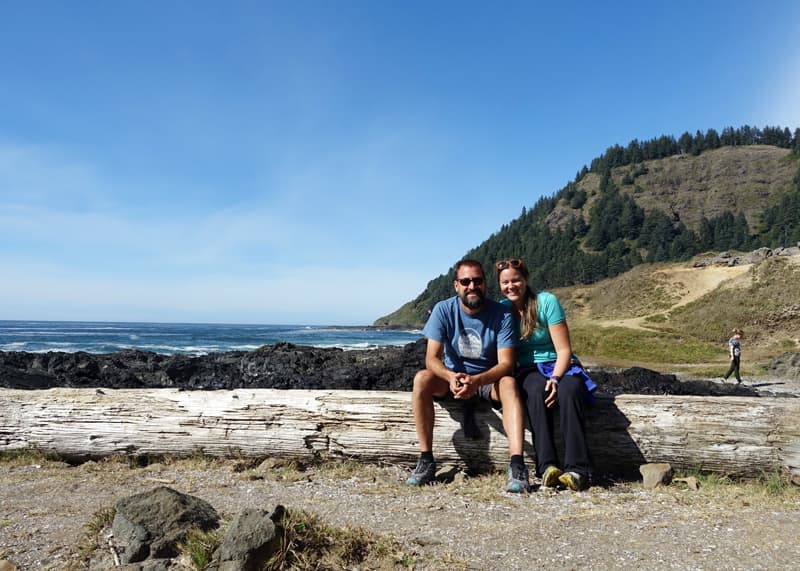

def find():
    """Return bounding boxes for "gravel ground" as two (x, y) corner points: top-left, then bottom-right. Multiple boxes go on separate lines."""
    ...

(1, 456), (799, 570)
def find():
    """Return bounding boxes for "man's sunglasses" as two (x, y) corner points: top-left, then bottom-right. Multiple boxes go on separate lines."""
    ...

(456, 277), (485, 287)
(495, 258), (524, 271)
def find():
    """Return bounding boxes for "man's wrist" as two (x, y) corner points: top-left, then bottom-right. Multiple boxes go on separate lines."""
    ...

(549, 375), (561, 384)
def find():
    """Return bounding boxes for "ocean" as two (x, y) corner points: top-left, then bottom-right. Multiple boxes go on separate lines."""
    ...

(0, 320), (423, 355)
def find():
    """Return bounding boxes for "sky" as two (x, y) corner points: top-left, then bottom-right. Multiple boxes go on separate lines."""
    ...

(1, 1), (799, 325)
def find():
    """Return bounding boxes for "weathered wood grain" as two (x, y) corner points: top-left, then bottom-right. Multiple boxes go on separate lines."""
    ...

(1, 388), (798, 481)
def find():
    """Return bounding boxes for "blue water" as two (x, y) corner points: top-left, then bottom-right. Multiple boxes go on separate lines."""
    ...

(0, 320), (423, 355)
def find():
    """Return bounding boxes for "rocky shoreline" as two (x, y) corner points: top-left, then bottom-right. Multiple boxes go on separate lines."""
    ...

(2, 341), (798, 397)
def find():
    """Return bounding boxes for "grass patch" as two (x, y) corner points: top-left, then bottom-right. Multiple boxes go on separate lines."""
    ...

(570, 325), (720, 364)
(178, 527), (222, 570)
(266, 507), (416, 570)
(0, 449), (63, 467)
(674, 467), (800, 503)
(753, 468), (799, 498)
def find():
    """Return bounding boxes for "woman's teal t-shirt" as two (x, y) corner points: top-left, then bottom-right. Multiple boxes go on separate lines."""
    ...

(501, 291), (566, 367)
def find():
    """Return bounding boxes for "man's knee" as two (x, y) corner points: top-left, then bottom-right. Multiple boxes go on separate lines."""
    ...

(413, 369), (445, 397)
(496, 375), (521, 404)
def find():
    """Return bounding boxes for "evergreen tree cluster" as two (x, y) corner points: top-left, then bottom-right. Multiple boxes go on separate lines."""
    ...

(588, 125), (800, 174)
(397, 125), (800, 324)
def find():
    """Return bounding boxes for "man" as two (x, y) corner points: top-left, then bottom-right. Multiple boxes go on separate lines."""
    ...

(407, 259), (530, 492)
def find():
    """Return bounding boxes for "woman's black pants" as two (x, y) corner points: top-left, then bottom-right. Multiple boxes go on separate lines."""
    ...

(520, 371), (591, 477)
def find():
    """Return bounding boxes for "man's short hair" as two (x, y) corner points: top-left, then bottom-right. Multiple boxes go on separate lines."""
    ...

(453, 259), (485, 279)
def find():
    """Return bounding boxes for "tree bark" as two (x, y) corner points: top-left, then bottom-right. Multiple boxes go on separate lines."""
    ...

(1, 388), (797, 482)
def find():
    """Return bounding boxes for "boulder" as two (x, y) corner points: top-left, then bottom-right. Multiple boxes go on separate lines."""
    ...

(112, 486), (220, 564)
(209, 506), (285, 571)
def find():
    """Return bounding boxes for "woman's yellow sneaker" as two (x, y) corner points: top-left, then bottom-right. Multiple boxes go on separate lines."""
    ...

(541, 465), (563, 488)
(558, 471), (587, 491)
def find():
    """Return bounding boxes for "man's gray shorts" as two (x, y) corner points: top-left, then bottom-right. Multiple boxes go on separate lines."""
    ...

(435, 383), (501, 409)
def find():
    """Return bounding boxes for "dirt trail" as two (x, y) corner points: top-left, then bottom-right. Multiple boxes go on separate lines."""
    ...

(596, 264), (750, 330)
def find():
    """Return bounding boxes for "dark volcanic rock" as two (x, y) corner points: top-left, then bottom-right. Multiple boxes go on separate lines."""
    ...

(0, 341), (782, 397)
(113, 486), (220, 563)
(767, 352), (800, 380)
(589, 366), (760, 397)
(0, 340), (427, 392)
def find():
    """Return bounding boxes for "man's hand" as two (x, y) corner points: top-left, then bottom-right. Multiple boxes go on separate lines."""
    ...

(451, 372), (477, 400)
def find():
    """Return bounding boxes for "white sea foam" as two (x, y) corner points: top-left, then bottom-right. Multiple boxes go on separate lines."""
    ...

(313, 342), (382, 351)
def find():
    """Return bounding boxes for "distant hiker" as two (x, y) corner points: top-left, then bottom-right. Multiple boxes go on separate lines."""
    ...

(722, 328), (744, 384)
(496, 258), (597, 491)
(407, 259), (530, 492)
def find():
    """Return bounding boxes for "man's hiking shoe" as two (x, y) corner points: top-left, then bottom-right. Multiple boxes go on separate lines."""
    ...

(406, 459), (436, 486)
(558, 471), (588, 491)
(541, 465), (563, 488)
(506, 463), (530, 493)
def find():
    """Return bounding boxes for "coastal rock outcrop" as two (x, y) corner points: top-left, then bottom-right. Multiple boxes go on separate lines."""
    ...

(0, 341), (427, 392)
(691, 246), (800, 268)
(0, 342), (788, 397)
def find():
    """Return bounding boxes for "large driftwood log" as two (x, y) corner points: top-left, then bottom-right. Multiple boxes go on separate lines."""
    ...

(1, 388), (798, 481)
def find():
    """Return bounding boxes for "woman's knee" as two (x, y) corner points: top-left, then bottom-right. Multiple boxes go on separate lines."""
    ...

(522, 373), (549, 406)
(557, 375), (585, 401)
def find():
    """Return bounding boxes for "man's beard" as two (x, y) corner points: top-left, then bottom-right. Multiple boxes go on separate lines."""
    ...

(461, 290), (484, 310)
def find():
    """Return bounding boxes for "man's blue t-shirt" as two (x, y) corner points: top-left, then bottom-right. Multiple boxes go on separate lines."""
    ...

(423, 296), (515, 375)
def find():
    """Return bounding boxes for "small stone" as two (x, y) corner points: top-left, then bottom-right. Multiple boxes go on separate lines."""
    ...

(674, 476), (700, 491)
(639, 463), (673, 489)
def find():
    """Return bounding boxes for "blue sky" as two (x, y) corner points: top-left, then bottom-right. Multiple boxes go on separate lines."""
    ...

(1, 1), (799, 325)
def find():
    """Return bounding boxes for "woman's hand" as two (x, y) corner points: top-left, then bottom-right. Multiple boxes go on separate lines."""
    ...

(544, 378), (558, 408)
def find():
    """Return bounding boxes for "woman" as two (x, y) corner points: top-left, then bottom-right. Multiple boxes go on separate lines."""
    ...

(496, 258), (596, 491)
(722, 328), (744, 384)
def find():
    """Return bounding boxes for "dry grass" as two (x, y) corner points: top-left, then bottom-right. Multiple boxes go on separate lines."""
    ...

(566, 263), (684, 319)
(265, 507), (415, 570)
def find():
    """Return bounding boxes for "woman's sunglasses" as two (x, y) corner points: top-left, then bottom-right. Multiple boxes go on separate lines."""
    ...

(495, 258), (524, 271)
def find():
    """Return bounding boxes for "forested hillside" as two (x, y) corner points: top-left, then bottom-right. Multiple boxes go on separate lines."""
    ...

(377, 125), (800, 326)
